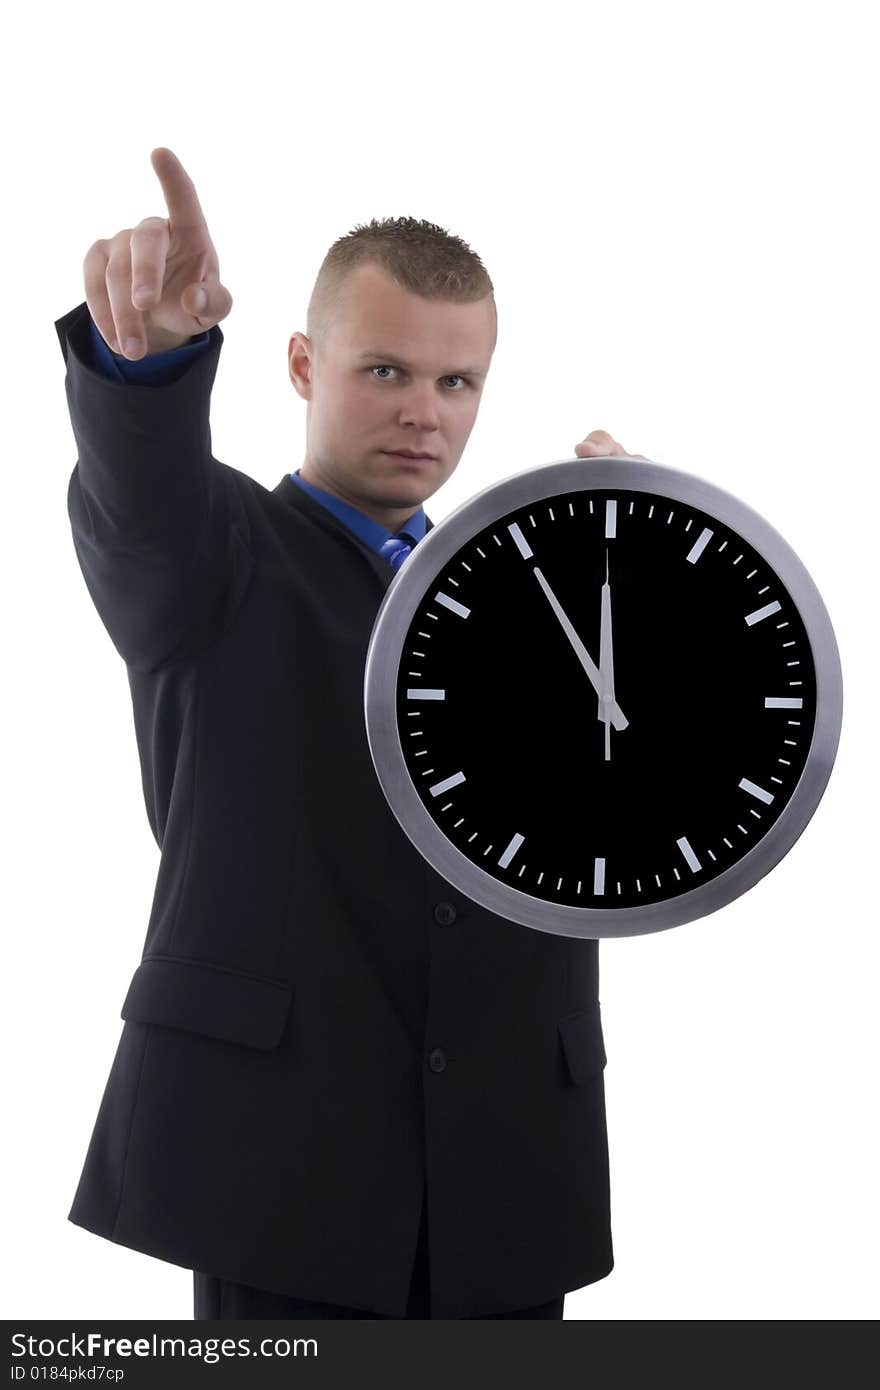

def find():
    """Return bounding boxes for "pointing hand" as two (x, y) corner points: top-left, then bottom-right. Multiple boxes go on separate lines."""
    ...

(82, 147), (233, 360)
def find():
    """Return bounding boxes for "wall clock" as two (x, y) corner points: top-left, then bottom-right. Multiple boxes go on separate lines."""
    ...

(363, 457), (843, 938)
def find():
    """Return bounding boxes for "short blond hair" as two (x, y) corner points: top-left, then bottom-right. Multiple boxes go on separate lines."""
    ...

(307, 215), (497, 353)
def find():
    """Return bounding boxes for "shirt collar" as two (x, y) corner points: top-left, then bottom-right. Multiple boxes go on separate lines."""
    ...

(289, 469), (426, 551)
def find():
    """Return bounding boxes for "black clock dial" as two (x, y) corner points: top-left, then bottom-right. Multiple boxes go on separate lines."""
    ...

(394, 488), (817, 909)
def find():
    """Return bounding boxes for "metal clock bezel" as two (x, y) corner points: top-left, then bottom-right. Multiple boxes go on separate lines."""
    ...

(363, 456), (843, 938)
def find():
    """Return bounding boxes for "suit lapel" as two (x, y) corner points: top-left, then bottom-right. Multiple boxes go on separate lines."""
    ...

(273, 473), (434, 597)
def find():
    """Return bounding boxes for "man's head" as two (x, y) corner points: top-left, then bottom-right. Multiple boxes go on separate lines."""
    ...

(288, 216), (497, 533)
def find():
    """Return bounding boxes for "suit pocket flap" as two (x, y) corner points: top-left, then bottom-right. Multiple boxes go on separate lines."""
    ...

(120, 954), (293, 1050)
(559, 1004), (607, 1085)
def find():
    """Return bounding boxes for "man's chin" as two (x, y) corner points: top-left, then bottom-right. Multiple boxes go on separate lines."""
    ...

(378, 450), (440, 472)
(372, 457), (442, 494)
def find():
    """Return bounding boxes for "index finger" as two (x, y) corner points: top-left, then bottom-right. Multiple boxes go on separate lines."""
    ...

(149, 146), (207, 230)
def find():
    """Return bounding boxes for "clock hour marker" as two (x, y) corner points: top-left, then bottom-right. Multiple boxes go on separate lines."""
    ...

(593, 857), (606, 894)
(605, 500), (617, 538)
(739, 777), (774, 805)
(498, 832), (525, 869)
(429, 770), (466, 797)
(508, 522), (533, 559)
(745, 599), (782, 626)
(406, 688), (446, 700)
(676, 836), (702, 873)
(686, 526), (714, 564)
(765, 696), (803, 708)
(434, 592), (470, 619)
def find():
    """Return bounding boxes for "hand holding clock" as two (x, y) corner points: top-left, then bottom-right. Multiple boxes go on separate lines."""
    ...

(573, 429), (649, 465)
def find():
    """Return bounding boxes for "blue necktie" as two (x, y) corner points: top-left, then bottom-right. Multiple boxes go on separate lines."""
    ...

(379, 532), (416, 570)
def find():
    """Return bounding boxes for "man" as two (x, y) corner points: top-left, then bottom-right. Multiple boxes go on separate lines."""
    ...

(57, 146), (640, 1319)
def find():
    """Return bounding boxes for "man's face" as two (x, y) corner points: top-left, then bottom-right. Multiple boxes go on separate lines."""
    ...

(288, 262), (496, 530)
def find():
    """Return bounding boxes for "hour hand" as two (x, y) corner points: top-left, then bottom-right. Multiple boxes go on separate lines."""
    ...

(599, 572), (615, 712)
(597, 557), (627, 760)
(533, 567), (628, 731)
(598, 553), (628, 726)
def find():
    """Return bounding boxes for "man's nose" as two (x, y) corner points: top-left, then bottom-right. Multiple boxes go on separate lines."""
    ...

(398, 385), (443, 428)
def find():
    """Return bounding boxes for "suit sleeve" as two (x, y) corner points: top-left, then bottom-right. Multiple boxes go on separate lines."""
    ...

(56, 300), (253, 673)
(87, 312), (212, 384)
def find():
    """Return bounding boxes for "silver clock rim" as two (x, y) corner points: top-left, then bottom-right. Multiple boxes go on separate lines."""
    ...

(363, 456), (843, 939)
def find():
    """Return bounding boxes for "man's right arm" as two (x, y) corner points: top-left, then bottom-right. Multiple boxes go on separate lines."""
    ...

(62, 148), (246, 673)
(58, 300), (252, 674)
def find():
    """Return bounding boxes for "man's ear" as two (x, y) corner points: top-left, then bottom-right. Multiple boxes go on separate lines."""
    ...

(288, 332), (314, 400)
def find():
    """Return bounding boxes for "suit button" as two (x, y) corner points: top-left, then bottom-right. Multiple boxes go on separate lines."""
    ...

(428, 1048), (447, 1073)
(434, 901), (457, 925)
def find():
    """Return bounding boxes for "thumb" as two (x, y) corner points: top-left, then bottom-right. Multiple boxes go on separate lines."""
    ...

(183, 280), (233, 327)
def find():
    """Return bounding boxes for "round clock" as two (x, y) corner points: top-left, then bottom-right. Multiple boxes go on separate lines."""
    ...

(363, 457), (843, 938)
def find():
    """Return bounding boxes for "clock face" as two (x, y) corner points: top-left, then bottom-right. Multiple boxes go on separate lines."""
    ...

(365, 460), (842, 937)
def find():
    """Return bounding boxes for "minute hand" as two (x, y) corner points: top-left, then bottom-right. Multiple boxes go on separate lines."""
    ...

(533, 567), (629, 731)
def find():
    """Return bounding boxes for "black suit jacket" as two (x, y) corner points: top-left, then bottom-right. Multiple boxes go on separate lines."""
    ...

(55, 299), (613, 1318)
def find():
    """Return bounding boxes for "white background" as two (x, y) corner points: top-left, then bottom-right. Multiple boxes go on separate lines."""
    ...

(4, 0), (877, 1321)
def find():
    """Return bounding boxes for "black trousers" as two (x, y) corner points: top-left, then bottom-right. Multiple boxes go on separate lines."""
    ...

(193, 1188), (565, 1320)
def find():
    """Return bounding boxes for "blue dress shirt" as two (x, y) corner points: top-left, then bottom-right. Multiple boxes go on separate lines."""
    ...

(86, 316), (427, 554)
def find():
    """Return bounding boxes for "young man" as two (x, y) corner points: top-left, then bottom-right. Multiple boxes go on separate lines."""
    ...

(58, 146), (640, 1319)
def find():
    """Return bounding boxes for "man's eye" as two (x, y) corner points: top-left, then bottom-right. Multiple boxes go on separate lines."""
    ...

(370, 366), (466, 389)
